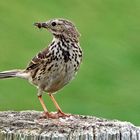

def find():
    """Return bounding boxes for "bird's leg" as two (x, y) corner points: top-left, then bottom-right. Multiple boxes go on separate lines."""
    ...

(37, 89), (52, 118)
(49, 94), (70, 117)
(38, 95), (50, 118)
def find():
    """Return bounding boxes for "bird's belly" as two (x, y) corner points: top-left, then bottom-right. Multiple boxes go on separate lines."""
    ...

(37, 62), (76, 93)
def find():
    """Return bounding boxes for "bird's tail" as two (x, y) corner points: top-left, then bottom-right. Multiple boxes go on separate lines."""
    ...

(0, 69), (29, 79)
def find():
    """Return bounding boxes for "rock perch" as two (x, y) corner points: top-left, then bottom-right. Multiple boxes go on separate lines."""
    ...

(0, 111), (139, 140)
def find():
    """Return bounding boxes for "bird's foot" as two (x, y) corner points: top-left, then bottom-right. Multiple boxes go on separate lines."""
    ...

(39, 112), (51, 119)
(39, 111), (70, 119)
(56, 110), (70, 118)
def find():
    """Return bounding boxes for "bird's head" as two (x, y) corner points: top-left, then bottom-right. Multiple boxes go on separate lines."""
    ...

(34, 18), (80, 41)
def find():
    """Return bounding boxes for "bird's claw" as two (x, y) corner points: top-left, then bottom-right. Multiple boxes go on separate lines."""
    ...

(57, 110), (70, 118)
(39, 111), (70, 119)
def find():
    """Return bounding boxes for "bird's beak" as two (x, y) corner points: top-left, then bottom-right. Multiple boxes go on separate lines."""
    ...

(34, 22), (49, 29)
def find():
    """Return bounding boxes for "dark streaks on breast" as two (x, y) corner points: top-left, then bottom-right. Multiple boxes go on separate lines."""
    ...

(62, 50), (70, 63)
(47, 64), (54, 71)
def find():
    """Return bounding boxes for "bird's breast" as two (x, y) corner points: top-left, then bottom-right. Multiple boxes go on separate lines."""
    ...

(31, 40), (82, 93)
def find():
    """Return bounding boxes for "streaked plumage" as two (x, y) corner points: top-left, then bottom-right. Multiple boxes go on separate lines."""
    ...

(0, 18), (82, 118)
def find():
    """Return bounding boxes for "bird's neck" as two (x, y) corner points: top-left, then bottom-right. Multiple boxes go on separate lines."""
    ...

(53, 34), (79, 44)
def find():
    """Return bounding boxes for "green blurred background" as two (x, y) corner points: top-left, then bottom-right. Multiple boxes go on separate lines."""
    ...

(0, 0), (140, 125)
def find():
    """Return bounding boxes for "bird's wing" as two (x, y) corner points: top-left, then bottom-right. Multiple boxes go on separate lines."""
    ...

(26, 47), (50, 70)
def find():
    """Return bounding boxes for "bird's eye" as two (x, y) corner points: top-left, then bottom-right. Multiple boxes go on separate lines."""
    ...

(51, 22), (56, 26)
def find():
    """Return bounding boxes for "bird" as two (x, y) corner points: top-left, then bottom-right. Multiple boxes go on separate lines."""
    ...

(0, 18), (83, 119)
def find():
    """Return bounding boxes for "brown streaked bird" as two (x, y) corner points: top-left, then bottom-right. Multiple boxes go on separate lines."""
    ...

(0, 18), (82, 118)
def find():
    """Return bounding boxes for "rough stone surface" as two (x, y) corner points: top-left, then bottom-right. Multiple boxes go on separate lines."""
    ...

(0, 111), (139, 140)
